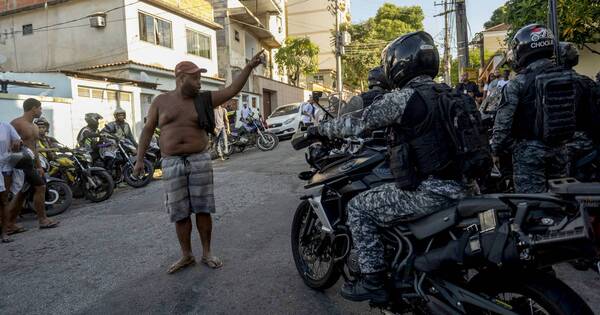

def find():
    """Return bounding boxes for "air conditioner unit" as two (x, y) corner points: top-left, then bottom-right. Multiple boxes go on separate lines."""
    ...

(89, 14), (106, 28)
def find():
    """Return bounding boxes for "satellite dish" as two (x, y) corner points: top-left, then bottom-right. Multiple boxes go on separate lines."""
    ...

(0, 54), (7, 65)
(140, 71), (150, 82)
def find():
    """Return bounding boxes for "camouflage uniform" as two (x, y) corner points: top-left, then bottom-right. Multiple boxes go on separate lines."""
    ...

(491, 58), (569, 193)
(318, 75), (470, 274)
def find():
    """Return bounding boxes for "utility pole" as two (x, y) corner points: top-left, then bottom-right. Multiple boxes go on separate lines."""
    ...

(334, 0), (343, 100)
(434, 0), (454, 85)
(455, 0), (469, 77)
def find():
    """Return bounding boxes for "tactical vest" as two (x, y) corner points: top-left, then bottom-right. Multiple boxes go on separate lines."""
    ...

(513, 66), (577, 144)
(360, 89), (386, 108)
(388, 82), (457, 189)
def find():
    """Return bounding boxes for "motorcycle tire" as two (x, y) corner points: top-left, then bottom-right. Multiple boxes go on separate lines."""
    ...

(84, 170), (114, 202)
(235, 145), (246, 154)
(291, 201), (341, 290)
(257, 133), (278, 151)
(44, 181), (73, 217)
(467, 270), (593, 315)
(123, 160), (153, 188)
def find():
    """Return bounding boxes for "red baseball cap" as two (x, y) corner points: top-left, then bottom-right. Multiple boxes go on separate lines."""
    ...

(175, 61), (207, 77)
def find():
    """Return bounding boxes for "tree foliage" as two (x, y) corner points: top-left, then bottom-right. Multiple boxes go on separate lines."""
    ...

(342, 4), (424, 90)
(449, 49), (496, 85)
(274, 37), (319, 87)
(489, 0), (600, 47)
(483, 5), (508, 29)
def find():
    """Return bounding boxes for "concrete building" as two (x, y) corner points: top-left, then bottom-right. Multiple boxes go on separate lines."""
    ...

(481, 23), (509, 54)
(0, 71), (158, 147)
(287, 0), (350, 91)
(213, 0), (304, 118)
(0, 0), (225, 96)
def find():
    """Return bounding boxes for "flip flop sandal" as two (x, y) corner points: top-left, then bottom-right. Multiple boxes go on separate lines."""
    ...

(7, 227), (27, 235)
(167, 256), (196, 274)
(39, 221), (60, 229)
(201, 256), (223, 269)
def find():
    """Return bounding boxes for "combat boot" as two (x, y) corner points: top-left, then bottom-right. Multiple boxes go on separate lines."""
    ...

(340, 272), (389, 304)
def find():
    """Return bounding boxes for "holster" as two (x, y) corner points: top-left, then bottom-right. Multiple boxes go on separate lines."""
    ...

(388, 143), (418, 190)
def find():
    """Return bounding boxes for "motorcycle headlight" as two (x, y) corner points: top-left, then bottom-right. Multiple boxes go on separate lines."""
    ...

(83, 152), (92, 163)
(284, 117), (296, 125)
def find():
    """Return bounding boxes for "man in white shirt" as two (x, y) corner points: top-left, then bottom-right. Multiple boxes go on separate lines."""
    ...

(213, 105), (230, 161)
(0, 122), (22, 243)
(301, 97), (316, 126)
(497, 69), (510, 88)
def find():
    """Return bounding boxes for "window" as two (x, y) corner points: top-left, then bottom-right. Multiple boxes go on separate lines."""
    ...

(107, 91), (117, 101)
(186, 29), (211, 59)
(77, 87), (90, 98)
(138, 12), (172, 48)
(234, 30), (240, 42)
(22, 24), (33, 35)
(120, 92), (132, 102)
(91, 89), (104, 99)
(313, 75), (324, 82)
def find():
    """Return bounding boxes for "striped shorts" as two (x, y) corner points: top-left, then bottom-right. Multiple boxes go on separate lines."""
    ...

(162, 152), (215, 222)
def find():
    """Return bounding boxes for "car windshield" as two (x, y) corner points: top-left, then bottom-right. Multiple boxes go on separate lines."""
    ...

(270, 104), (299, 117)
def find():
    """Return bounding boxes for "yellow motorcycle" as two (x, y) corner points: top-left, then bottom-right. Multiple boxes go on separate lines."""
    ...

(42, 146), (114, 203)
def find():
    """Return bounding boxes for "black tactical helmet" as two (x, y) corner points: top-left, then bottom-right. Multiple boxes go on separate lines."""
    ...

(35, 116), (50, 128)
(85, 113), (102, 128)
(510, 24), (555, 70)
(382, 31), (439, 89)
(559, 41), (579, 69)
(367, 66), (390, 90)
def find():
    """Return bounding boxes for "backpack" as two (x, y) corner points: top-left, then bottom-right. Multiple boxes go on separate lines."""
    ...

(411, 84), (492, 181)
(532, 67), (577, 144)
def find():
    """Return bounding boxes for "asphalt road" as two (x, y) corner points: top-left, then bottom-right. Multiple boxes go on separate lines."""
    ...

(1, 142), (599, 315)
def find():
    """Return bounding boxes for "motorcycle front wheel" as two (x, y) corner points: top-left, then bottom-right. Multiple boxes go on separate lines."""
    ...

(291, 201), (340, 290)
(467, 270), (593, 315)
(84, 170), (114, 202)
(45, 181), (73, 217)
(123, 160), (153, 188)
(256, 133), (278, 151)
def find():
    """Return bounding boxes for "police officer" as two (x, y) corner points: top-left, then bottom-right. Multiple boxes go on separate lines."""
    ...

(77, 113), (102, 149)
(309, 31), (475, 303)
(103, 108), (137, 146)
(491, 24), (574, 193)
(360, 66), (390, 108)
(560, 42), (600, 178)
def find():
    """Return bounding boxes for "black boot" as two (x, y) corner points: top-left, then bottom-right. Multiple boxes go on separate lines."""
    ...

(340, 272), (389, 304)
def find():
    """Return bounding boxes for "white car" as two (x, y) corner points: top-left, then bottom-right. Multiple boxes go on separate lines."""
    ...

(266, 103), (303, 139)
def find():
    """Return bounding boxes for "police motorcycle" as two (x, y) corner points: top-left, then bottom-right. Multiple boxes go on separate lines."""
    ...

(230, 112), (279, 152)
(95, 132), (154, 188)
(290, 96), (598, 315)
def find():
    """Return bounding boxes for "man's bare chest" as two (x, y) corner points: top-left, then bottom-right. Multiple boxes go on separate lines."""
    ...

(159, 102), (198, 126)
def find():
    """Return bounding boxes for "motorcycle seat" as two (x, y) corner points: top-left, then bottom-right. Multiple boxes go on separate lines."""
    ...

(457, 197), (508, 218)
(548, 178), (600, 195)
(379, 207), (458, 240)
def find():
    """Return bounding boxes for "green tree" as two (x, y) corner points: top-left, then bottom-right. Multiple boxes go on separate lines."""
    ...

(275, 37), (319, 87)
(450, 49), (496, 85)
(503, 0), (600, 51)
(342, 3), (425, 90)
(483, 4), (508, 29)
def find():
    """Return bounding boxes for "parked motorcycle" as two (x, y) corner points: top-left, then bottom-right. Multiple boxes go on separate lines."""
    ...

(231, 114), (279, 152)
(42, 147), (114, 202)
(290, 125), (598, 314)
(96, 133), (153, 188)
(18, 155), (73, 217)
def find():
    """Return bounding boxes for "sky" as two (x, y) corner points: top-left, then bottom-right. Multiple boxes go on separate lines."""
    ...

(350, 0), (507, 52)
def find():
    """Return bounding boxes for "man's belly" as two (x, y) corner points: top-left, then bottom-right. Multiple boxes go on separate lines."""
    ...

(159, 127), (209, 157)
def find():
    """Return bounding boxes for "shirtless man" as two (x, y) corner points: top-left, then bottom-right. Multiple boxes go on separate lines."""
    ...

(9, 98), (59, 229)
(134, 52), (263, 274)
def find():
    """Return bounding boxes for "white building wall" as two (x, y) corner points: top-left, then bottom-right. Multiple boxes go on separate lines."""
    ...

(0, 0), (128, 72)
(0, 94), (76, 147)
(123, 0), (219, 78)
